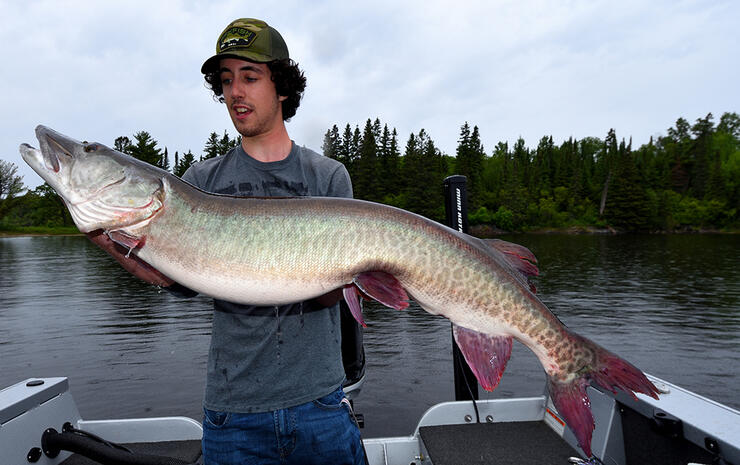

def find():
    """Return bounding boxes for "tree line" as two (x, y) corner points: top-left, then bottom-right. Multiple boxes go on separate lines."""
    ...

(1, 112), (738, 233)
(324, 112), (738, 231)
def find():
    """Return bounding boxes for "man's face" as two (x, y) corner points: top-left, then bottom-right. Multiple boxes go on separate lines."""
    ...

(219, 58), (286, 138)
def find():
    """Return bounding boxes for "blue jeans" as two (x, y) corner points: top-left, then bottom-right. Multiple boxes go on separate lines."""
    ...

(202, 387), (365, 465)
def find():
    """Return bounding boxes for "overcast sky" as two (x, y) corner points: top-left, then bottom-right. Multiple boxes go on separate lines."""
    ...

(2, 0), (738, 188)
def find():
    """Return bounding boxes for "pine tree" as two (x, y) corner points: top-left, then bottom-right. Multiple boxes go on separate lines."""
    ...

(455, 122), (486, 209)
(322, 125), (341, 162)
(377, 124), (397, 199)
(203, 132), (221, 160)
(400, 129), (446, 220)
(174, 150), (196, 177)
(598, 129), (618, 216)
(665, 117), (692, 193)
(532, 135), (554, 195)
(322, 129), (335, 157)
(689, 113), (714, 198)
(340, 124), (354, 169)
(129, 131), (161, 166)
(605, 141), (651, 230)
(354, 119), (380, 201)
(219, 130), (240, 155)
(159, 147), (171, 171)
(382, 128), (402, 199)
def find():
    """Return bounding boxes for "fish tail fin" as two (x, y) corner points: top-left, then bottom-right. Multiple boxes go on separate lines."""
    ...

(547, 337), (660, 458)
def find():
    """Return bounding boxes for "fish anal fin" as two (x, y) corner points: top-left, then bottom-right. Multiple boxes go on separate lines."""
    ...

(547, 377), (594, 457)
(342, 285), (367, 328)
(452, 325), (512, 391)
(353, 271), (409, 311)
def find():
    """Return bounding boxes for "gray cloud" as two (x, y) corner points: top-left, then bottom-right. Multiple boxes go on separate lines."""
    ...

(2, 0), (738, 189)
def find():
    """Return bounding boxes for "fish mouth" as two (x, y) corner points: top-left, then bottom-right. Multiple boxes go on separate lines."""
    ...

(36, 125), (79, 172)
(19, 142), (50, 177)
(19, 125), (81, 178)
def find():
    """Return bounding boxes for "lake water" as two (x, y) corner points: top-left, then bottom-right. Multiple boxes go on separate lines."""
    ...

(1, 234), (738, 438)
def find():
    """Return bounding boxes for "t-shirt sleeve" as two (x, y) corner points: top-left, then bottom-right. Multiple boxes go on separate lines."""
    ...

(326, 165), (353, 199)
(181, 164), (201, 188)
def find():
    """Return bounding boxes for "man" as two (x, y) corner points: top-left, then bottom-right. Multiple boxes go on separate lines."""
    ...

(182, 18), (365, 464)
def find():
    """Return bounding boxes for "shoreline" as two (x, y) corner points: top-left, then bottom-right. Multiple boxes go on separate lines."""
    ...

(0, 232), (83, 238)
(470, 224), (738, 237)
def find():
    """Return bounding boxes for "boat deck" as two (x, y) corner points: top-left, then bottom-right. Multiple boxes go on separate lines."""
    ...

(419, 421), (577, 464)
(58, 423), (574, 465)
(59, 439), (202, 464)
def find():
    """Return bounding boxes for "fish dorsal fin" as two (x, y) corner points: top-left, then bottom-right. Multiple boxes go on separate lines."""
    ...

(479, 238), (539, 293)
(453, 324), (513, 391)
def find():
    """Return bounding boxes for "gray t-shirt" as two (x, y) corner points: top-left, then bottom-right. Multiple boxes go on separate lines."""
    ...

(182, 142), (353, 413)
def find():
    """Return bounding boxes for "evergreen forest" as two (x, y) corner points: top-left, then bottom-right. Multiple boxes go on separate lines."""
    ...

(1, 112), (738, 234)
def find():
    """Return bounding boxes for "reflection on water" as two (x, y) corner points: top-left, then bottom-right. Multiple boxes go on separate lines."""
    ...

(1, 234), (738, 437)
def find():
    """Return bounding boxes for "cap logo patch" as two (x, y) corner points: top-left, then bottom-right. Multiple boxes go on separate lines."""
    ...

(219, 26), (258, 51)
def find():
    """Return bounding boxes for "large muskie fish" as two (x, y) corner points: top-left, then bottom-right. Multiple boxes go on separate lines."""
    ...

(20, 125), (659, 457)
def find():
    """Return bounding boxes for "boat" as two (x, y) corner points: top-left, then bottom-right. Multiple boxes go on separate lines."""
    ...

(3, 177), (738, 464)
(2, 372), (739, 464)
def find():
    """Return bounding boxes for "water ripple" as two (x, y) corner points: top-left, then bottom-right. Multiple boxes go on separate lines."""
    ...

(1, 234), (738, 437)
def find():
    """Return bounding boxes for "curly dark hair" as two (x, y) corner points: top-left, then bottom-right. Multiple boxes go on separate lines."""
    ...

(204, 58), (306, 121)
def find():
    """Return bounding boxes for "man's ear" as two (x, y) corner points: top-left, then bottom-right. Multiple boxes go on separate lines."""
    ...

(278, 95), (288, 102)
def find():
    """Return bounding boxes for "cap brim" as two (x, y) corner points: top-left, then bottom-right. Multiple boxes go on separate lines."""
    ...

(200, 51), (275, 74)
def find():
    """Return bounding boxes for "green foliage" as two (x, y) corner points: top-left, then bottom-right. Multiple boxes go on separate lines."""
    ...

(128, 131), (162, 166)
(0, 183), (73, 229)
(173, 150), (197, 177)
(203, 131), (240, 161)
(0, 160), (26, 218)
(5, 112), (738, 234)
(114, 136), (133, 154)
(604, 142), (651, 231)
(455, 123), (486, 209)
(354, 119), (381, 202)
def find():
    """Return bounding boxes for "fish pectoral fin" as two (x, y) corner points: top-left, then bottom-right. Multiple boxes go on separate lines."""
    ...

(480, 239), (539, 293)
(342, 285), (367, 328)
(353, 271), (410, 311)
(85, 230), (173, 287)
(452, 325), (513, 391)
(107, 230), (143, 256)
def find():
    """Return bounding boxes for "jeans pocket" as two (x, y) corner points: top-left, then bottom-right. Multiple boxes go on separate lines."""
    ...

(312, 387), (345, 410)
(203, 407), (231, 428)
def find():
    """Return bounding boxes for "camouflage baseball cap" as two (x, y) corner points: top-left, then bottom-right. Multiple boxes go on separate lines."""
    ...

(201, 18), (289, 74)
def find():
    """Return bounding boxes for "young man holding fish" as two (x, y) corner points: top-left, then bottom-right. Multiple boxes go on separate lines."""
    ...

(21, 19), (661, 456)
(183, 18), (365, 465)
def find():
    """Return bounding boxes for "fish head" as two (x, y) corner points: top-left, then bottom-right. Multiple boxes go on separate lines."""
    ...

(19, 125), (165, 233)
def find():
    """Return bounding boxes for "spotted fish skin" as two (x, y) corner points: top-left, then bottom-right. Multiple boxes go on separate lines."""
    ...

(20, 125), (660, 458)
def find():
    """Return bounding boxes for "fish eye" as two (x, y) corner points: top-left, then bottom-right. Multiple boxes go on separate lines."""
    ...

(84, 144), (98, 153)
